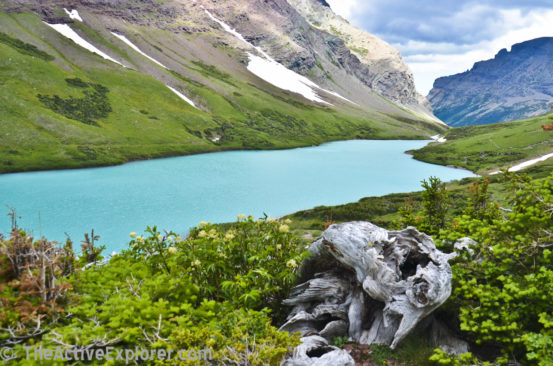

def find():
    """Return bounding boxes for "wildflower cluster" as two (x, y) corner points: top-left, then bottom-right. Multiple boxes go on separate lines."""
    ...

(126, 216), (309, 322)
(183, 216), (310, 320)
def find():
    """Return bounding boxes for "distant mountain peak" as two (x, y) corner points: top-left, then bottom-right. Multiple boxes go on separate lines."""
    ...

(428, 37), (553, 127)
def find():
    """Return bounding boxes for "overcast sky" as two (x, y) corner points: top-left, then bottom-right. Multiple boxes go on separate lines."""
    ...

(325, 0), (553, 96)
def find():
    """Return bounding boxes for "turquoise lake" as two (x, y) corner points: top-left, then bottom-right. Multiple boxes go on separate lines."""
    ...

(0, 140), (475, 252)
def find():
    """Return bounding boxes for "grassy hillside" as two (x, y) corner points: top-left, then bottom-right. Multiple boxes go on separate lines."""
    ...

(409, 112), (553, 174)
(0, 11), (444, 173)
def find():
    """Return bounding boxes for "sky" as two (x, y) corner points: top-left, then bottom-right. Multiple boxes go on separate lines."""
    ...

(325, 0), (553, 96)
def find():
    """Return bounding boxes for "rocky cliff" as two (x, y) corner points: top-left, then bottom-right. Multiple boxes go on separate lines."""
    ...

(287, 0), (434, 115)
(428, 37), (553, 127)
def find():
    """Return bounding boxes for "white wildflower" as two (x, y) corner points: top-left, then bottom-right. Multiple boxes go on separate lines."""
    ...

(279, 224), (290, 233)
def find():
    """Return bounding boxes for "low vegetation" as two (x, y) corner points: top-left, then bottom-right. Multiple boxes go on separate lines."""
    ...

(426, 172), (553, 365)
(2, 171), (551, 365)
(37, 78), (112, 126)
(0, 216), (305, 365)
(410, 112), (553, 174)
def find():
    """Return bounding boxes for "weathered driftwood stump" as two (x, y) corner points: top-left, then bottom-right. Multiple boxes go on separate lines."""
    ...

(281, 222), (455, 365)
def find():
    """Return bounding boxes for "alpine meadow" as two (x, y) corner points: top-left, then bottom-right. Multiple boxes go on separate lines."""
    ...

(1, 0), (552, 365)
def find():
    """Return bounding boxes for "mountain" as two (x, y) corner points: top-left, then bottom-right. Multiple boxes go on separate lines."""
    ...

(428, 37), (553, 127)
(288, 0), (433, 116)
(0, 0), (443, 173)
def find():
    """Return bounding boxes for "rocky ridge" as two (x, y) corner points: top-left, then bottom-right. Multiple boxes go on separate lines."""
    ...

(428, 37), (553, 126)
(287, 0), (434, 115)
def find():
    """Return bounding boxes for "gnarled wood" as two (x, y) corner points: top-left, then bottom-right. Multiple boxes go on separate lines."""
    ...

(281, 222), (454, 364)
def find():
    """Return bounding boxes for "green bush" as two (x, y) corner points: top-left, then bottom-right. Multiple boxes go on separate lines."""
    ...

(127, 216), (309, 322)
(435, 173), (553, 364)
(0, 32), (54, 61)
(1, 216), (304, 365)
(37, 78), (112, 126)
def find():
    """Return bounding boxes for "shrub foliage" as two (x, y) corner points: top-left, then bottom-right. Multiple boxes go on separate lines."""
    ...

(404, 174), (553, 365)
(0, 216), (305, 365)
(37, 78), (112, 126)
(0, 32), (54, 61)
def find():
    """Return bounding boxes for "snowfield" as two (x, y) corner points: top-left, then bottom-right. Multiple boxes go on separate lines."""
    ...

(166, 85), (197, 109)
(246, 54), (329, 104)
(201, 6), (354, 105)
(111, 32), (167, 69)
(508, 152), (553, 172)
(63, 8), (83, 22)
(201, 6), (270, 60)
(431, 135), (447, 143)
(45, 23), (122, 66)
(490, 152), (553, 174)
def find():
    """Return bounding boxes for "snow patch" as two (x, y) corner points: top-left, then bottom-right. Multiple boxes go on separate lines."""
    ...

(490, 152), (553, 175)
(431, 135), (447, 143)
(166, 85), (197, 109)
(111, 32), (167, 69)
(247, 54), (329, 104)
(45, 23), (122, 66)
(63, 8), (83, 22)
(201, 6), (354, 105)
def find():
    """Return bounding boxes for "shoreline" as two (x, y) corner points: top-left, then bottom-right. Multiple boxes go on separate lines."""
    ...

(0, 136), (435, 176)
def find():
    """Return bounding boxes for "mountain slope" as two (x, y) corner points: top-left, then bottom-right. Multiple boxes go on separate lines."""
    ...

(428, 37), (553, 127)
(287, 0), (434, 117)
(0, 0), (445, 173)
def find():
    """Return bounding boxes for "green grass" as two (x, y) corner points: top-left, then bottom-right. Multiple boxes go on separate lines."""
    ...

(0, 11), (444, 173)
(410, 113), (553, 174)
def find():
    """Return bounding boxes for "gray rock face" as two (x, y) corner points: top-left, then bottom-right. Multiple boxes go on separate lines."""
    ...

(287, 0), (434, 115)
(199, 0), (437, 119)
(282, 222), (454, 364)
(428, 37), (553, 126)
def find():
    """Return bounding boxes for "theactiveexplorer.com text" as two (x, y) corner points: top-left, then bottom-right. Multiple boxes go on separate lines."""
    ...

(19, 345), (213, 363)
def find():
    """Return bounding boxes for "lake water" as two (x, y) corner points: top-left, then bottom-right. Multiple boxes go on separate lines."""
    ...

(0, 140), (475, 252)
